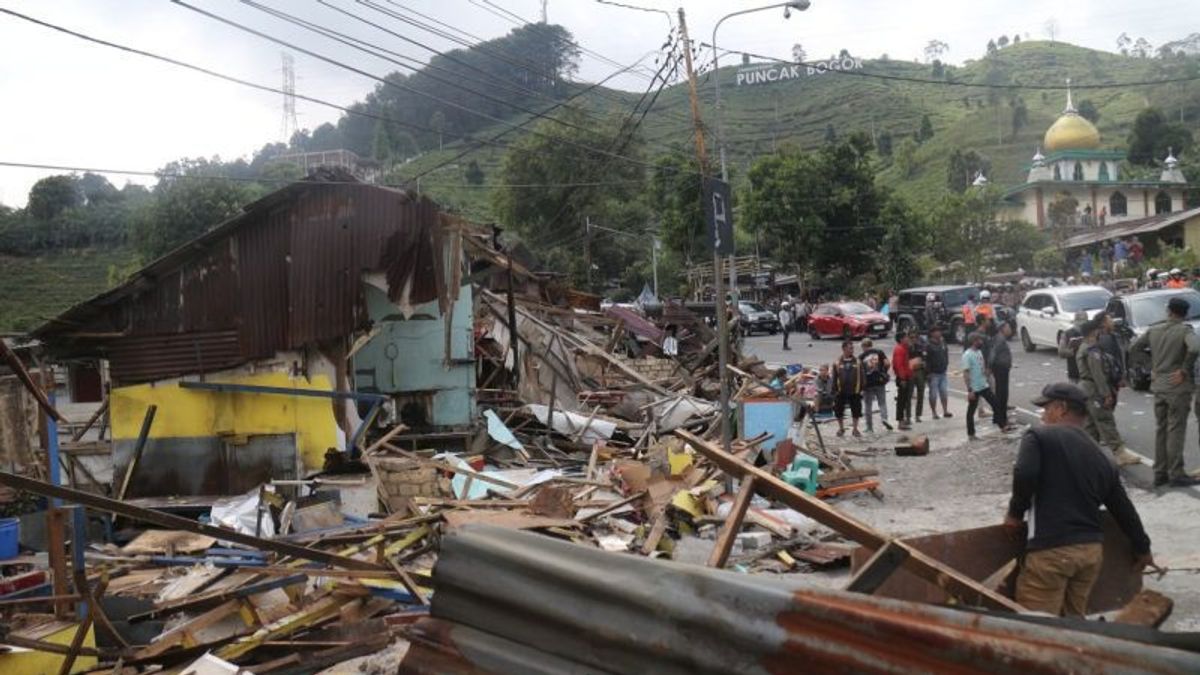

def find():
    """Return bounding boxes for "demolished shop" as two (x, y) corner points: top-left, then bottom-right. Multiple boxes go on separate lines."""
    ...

(31, 174), (477, 498)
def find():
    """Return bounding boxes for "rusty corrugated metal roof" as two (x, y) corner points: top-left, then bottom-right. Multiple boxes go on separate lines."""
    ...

(399, 525), (1200, 675)
(34, 179), (454, 384)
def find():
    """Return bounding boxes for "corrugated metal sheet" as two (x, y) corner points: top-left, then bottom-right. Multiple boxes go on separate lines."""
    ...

(106, 330), (242, 383)
(35, 180), (452, 384)
(399, 525), (1200, 675)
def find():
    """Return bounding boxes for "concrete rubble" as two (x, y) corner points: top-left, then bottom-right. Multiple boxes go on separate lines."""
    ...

(0, 179), (1195, 673)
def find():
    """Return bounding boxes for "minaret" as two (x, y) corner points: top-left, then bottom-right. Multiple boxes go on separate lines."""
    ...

(1161, 147), (1186, 183)
(1027, 145), (1053, 182)
(1063, 77), (1076, 114)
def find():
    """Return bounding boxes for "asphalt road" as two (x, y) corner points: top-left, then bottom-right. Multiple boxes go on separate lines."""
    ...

(744, 329), (1200, 494)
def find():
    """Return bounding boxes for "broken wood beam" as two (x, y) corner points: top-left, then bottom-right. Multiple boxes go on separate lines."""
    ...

(675, 429), (1024, 612)
(707, 476), (756, 568)
(845, 541), (909, 594)
(0, 472), (385, 571)
(0, 338), (68, 422)
(70, 399), (109, 442)
(116, 404), (157, 502)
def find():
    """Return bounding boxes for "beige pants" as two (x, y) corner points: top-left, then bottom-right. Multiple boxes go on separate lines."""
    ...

(1016, 542), (1103, 616)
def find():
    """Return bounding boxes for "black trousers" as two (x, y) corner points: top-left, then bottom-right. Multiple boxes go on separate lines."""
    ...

(992, 366), (1010, 428)
(967, 387), (998, 436)
(895, 378), (913, 423)
(782, 325), (790, 348)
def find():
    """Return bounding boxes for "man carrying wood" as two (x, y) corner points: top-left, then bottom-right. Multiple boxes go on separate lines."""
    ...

(1005, 382), (1154, 616)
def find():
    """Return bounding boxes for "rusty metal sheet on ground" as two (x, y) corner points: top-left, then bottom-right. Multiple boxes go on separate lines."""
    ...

(850, 515), (1141, 613)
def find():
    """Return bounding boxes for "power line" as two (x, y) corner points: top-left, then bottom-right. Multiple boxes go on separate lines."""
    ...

(169, 0), (669, 173)
(0, 8), (692, 184)
(710, 44), (1200, 91)
(369, 0), (687, 122)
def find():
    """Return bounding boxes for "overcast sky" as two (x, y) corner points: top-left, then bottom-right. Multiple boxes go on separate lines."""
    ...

(1, 0), (1196, 206)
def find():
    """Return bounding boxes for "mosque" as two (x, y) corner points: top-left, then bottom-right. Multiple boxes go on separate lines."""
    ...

(1000, 83), (1191, 229)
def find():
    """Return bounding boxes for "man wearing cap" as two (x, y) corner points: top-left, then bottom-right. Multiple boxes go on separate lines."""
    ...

(1077, 315), (1140, 466)
(1130, 296), (1200, 487)
(1007, 383), (1154, 616)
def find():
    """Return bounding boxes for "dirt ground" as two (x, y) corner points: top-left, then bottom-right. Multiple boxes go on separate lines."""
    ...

(794, 415), (1200, 631)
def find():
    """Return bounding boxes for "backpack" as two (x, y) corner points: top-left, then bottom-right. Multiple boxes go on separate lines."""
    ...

(1099, 348), (1123, 386)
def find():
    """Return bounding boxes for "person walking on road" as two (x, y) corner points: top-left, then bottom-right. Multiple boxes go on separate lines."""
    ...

(1130, 297), (1200, 487)
(1005, 383), (1154, 616)
(779, 302), (793, 351)
(925, 326), (951, 419)
(892, 332), (915, 431)
(962, 332), (999, 440)
(1058, 313), (1087, 384)
(832, 340), (865, 438)
(988, 322), (1016, 431)
(1077, 318), (1140, 466)
(859, 339), (892, 433)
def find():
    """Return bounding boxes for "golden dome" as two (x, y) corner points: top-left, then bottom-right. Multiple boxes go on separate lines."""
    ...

(1043, 112), (1100, 152)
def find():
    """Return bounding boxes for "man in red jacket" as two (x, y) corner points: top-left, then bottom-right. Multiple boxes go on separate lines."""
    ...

(893, 331), (916, 430)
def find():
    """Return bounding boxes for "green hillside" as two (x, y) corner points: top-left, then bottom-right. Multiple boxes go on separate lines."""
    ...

(0, 246), (136, 333)
(399, 40), (1200, 215)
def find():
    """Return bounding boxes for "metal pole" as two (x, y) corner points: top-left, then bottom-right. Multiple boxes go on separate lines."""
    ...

(651, 236), (660, 298)
(712, 1), (809, 339)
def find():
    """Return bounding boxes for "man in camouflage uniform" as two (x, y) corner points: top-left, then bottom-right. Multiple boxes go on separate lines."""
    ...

(1130, 297), (1200, 487)
(1077, 316), (1140, 466)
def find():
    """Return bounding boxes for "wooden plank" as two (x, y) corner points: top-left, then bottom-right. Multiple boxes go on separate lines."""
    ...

(640, 510), (668, 555)
(845, 541), (909, 594)
(116, 405), (157, 501)
(70, 399), (109, 442)
(380, 443), (520, 491)
(0, 472), (386, 571)
(0, 338), (67, 422)
(676, 429), (1024, 612)
(56, 610), (94, 675)
(47, 508), (70, 618)
(707, 477), (756, 568)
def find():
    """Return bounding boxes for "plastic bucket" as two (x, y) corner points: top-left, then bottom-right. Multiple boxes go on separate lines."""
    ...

(0, 517), (18, 559)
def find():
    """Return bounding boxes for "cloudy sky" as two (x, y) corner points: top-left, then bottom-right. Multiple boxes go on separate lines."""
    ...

(0, 0), (1196, 206)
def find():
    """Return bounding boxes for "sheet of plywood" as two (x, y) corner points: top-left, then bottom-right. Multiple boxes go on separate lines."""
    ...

(122, 529), (217, 555)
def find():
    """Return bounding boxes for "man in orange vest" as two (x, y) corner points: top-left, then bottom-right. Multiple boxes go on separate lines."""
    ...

(962, 297), (977, 331)
(976, 290), (996, 321)
(1166, 268), (1188, 289)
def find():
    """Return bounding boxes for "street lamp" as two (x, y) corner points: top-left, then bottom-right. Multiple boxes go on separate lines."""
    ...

(710, 0), (809, 332)
(713, 1), (810, 183)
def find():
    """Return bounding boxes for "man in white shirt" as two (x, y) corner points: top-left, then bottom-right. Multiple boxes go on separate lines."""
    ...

(779, 303), (793, 351)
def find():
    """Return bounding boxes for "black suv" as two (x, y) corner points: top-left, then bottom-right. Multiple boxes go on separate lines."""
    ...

(893, 285), (1016, 343)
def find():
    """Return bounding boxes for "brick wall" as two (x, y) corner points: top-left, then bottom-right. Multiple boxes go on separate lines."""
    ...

(371, 457), (448, 513)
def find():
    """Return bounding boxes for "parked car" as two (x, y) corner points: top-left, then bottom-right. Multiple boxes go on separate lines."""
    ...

(807, 302), (890, 340)
(892, 285), (1015, 343)
(1017, 285), (1113, 352)
(737, 301), (781, 336)
(1107, 288), (1200, 391)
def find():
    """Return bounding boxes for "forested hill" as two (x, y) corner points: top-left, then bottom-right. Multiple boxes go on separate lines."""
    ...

(398, 38), (1200, 217)
(3, 26), (1200, 330)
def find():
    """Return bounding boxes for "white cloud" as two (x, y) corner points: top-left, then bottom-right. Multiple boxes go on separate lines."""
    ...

(0, 0), (1195, 206)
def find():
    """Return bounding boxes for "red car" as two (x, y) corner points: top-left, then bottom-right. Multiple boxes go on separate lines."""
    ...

(807, 302), (890, 340)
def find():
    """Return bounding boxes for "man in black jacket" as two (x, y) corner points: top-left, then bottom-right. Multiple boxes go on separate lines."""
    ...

(1005, 383), (1154, 616)
(988, 322), (1016, 431)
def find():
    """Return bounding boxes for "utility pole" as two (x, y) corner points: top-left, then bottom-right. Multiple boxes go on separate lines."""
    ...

(652, 236), (660, 298)
(585, 216), (593, 290)
(678, 8), (733, 460)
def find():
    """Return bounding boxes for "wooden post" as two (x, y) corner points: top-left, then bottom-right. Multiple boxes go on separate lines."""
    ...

(116, 404), (157, 501)
(47, 508), (70, 618)
(707, 476), (756, 568)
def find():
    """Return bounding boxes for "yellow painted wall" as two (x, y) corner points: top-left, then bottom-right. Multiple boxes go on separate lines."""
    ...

(1183, 215), (1200, 251)
(111, 372), (340, 469)
(0, 622), (96, 674)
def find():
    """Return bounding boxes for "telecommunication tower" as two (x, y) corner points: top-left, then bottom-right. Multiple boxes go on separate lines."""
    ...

(541, 0), (548, 23)
(280, 52), (299, 143)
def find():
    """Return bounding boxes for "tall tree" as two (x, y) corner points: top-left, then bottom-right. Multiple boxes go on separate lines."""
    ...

(131, 159), (257, 260)
(986, 39), (998, 55)
(649, 150), (704, 265)
(1116, 32), (1132, 56)
(917, 114), (935, 142)
(492, 106), (645, 286)
(1076, 99), (1100, 123)
(429, 110), (446, 151)
(1043, 18), (1059, 42)
(997, 35), (1010, 48)
(1011, 97), (1029, 135)
(27, 175), (82, 222)
(1127, 107), (1195, 165)
(1132, 37), (1153, 58)
(1012, 34), (1021, 44)
(894, 137), (919, 178)
(924, 39), (949, 63)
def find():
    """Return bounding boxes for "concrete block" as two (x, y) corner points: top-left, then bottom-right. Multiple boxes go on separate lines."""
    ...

(735, 531), (772, 551)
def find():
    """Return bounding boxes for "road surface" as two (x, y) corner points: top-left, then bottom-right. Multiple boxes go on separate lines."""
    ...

(744, 329), (1200, 495)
